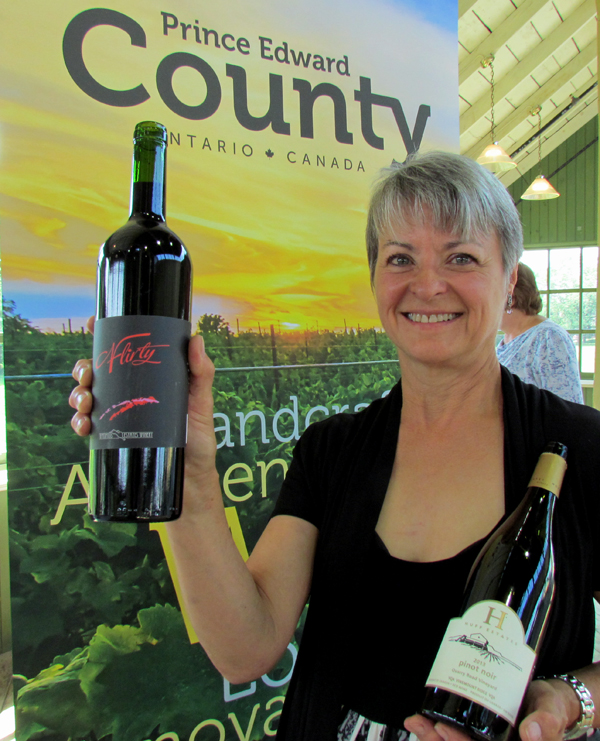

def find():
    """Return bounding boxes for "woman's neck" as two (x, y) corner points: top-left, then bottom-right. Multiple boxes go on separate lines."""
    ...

(501, 310), (545, 344)
(399, 352), (503, 429)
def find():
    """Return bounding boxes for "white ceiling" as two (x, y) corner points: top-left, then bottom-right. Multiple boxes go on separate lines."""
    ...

(458, 0), (598, 187)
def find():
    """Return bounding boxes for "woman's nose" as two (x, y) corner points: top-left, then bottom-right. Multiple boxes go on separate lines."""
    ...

(410, 267), (447, 300)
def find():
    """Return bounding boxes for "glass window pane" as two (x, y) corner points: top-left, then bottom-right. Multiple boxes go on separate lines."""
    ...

(582, 247), (598, 289)
(549, 248), (581, 290)
(548, 292), (580, 330)
(521, 250), (548, 290)
(582, 333), (596, 374)
(582, 292), (596, 330)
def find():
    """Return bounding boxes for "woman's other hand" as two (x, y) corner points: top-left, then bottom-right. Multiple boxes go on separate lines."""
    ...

(518, 678), (583, 741)
(404, 715), (470, 741)
(405, 676), (581, 741)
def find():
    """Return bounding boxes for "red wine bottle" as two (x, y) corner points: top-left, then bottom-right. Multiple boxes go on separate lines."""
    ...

(421, 442), (567, 741)
(89, 121), (192, 522)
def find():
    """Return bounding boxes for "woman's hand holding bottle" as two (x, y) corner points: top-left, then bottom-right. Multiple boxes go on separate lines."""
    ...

(179, 333), (219, 499)
(69, 315), (95, 437)
(405, 677), (582, 741)
(69, 323), (220, 510)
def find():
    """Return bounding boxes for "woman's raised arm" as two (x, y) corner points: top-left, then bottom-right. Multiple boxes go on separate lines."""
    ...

(69, 331), (318, 683)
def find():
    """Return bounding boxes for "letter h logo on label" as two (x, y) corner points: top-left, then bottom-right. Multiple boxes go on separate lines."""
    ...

(483, 606), (508, 631)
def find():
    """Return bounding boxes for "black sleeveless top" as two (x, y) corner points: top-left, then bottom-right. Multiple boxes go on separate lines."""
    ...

(341, 532), (488, 727)
(271, 370), (600, 741)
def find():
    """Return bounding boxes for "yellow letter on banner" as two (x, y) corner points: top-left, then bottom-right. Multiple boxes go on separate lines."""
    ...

(263, 696), (285, 737)
(151, 506), (250, 644)
(228, 704), (260, 741)
(189, 720), (225, 741)
(50, 464), (90, 526)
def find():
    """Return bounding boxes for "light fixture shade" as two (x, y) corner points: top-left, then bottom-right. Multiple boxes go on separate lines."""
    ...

(521, 175), (560, 200)
(476, 142), (517, 172)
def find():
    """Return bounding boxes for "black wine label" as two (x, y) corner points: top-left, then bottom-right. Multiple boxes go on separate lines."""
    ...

(90, 316), (191, 450)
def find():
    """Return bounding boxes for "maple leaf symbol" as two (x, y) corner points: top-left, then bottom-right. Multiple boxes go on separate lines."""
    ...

(265, 149), (274, 158)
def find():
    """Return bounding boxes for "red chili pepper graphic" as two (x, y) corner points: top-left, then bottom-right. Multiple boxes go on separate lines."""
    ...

(99, 396), (159, 421)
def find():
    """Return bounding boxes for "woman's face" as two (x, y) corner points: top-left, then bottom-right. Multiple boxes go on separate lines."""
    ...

(373, 214), (517, 372)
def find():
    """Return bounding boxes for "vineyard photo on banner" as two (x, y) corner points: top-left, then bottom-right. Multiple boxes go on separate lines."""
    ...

(0, 0), (458, 739)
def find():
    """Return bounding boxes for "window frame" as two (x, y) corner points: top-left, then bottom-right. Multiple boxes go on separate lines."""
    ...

(520, 243), (597, 380)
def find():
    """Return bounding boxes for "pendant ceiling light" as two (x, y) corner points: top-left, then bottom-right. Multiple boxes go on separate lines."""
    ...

(476, 55), (517, 173)
(521, 107), (560, 200)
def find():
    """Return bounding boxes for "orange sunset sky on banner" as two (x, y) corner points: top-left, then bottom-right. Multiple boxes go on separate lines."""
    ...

(0, 0), (458, 331)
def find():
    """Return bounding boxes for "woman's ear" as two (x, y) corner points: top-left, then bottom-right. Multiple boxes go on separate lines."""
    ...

(508, 263), (519, 295)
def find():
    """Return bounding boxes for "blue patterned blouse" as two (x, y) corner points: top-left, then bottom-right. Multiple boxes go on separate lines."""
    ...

(496, 319), (584, 404)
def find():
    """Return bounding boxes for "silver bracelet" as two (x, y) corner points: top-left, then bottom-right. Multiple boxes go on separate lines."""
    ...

(545, 674), (595, 740)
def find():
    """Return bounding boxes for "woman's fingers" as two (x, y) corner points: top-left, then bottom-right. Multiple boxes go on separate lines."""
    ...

(519, 711), (566, 741)
(518, 680), (578, 741)
(69, 383), (92, 436)
(404, 716), (471, 741)
(71, 411), (91, 437)
(69, 386), (93, 413)
(70, 357), (94, 436)
(404, 681), (575, 741)
(72, 358), (93, 387)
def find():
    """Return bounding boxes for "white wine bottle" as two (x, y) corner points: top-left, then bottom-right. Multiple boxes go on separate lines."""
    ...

(420, 441), (567, 741)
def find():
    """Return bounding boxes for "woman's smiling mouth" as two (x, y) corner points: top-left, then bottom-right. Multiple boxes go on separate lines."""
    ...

(405, 312), (462, 323)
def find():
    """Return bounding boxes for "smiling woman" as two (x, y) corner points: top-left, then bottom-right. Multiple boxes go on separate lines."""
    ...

(373, 218), (514, 372)
(70, 151), (600, 741)
(368, 154), (520, 376)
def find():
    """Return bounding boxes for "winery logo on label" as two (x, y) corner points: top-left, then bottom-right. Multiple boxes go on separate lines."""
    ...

(99, 396), (160, 422)
(99, 430), (154, 440)
(483, 605), (509, 630)
(449, 632), (523, 671)
(95, 334), (170, 373)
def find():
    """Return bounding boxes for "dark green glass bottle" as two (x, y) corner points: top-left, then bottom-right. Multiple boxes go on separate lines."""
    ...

(89, 121), (192, 521)
(421, 442), (567, 741)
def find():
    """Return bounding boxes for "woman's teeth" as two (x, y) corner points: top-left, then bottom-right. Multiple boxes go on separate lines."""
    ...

(407, 313), (460, 323)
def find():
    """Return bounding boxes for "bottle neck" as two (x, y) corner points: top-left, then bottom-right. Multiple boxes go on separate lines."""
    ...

(130, 137), (166, 220)
(508, 486), (556, 553)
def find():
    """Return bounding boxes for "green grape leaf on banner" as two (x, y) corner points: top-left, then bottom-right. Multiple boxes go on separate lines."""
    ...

(17, 604), (289, 741)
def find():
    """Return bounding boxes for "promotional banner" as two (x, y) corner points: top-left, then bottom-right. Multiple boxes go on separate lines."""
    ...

(0, 1), (458, 739)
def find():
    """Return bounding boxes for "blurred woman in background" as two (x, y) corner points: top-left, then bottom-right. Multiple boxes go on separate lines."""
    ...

(497, 262), (583, 403)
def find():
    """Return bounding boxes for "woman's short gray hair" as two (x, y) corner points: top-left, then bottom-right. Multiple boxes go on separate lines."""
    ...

(366, 151), (523, 282)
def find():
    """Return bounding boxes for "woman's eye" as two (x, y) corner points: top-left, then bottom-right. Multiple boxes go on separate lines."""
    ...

(451, 253), (475, 265)
(389, 254), (411, 266)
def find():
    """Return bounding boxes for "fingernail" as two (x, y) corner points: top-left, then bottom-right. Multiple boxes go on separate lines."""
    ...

(526, 722), (542, 741)
(73, 416), (84, 433)
(435, 725), (450, 741)
(198, 335), (206, 356)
